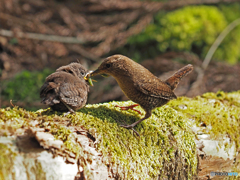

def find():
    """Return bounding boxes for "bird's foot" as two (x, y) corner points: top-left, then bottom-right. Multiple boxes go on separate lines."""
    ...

(120, 124), (140, 136)
(115, 104), (142, 115)
(120, 124), (135, 129)
(63, 112), (71, 117)
(61, 101), (76, 116)
(63, 110), (76, 117)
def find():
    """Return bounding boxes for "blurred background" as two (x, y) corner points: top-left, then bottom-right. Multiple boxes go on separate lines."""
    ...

(1, 0), (240, 110)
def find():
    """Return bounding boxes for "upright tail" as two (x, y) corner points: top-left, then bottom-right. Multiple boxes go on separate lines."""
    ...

(165, 64), (193, 91)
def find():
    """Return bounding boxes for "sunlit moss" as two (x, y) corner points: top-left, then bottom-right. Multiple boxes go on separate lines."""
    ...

(33, 161), (47, 180)
(1, 91), (240, 179)
(0, 144), (17, 180)
(69, 101), (197, 179)
(123, 4), (240, 64)
(169, 91), (240, 148)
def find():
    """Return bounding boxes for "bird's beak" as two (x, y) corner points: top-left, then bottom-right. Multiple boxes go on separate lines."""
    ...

(90, 69), (101, 77)
(90, 69), (110, 78)
(84, 71), (94, 86)
(90, 69), (109, 77)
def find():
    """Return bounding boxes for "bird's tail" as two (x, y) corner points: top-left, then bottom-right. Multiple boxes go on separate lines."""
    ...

(165, 64), (193, 91)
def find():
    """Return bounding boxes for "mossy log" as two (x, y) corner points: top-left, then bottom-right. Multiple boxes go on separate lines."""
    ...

(0, 91), (240, 180)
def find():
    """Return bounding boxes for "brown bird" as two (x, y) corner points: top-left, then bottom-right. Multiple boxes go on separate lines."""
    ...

(40, 62), (92, 114)
(90, 55), (193, 131)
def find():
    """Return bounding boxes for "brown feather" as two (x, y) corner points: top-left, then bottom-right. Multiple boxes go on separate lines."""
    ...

(90, 55), (193, 129)
(40, 63), (90, 112)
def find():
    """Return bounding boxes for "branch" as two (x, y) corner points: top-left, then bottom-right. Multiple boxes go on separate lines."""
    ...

(202, 18), (240, 70)
(187, 18), (240, 96)
(0, 29), (85, 44)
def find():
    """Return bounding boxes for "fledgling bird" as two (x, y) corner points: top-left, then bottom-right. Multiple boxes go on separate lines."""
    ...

(90, 55), (193, 131)
(40, 62), (92, 114)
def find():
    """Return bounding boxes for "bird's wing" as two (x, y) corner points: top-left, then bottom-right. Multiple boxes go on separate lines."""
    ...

(40, 82), (60, 105)
(134, 78), (177, 100)
(40, 72), (64, 98)
(40, 74), (62, 105)
(40, 81), (58, 96)
(59, 79), (89, 107)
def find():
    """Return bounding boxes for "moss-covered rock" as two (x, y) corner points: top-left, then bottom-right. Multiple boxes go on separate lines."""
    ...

(1, 91), (240, 179)
(0, 143), (17, 180)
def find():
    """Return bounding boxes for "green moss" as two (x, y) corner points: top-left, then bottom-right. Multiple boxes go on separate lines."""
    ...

(22, 159), (47, 180)
(1, 91), (240, 179)
(1, 69), (54, 110)
(50, 124), (82, 156)
(0, 103), (197, 179)
(120, 4), (240, 64)
(70, 101), (197, 179)
(0, 107), (37, 135)
(0, 144), (17, 180)
(169, 91), (240, 148)
(34, 161), (47, 180)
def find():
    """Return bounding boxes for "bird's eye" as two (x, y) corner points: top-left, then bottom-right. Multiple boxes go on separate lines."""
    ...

(81, 71), (85, 76)
(68, 70), (74, 74)
(106, 63), (111, 68)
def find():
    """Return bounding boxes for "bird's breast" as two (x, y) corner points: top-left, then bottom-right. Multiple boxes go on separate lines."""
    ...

(114, 76), (136, 96)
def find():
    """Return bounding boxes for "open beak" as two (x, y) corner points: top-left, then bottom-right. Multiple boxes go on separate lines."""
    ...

(84, 71), (94, 86)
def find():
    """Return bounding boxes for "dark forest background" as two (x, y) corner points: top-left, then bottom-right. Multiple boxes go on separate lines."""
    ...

(1, 0), (240, 110)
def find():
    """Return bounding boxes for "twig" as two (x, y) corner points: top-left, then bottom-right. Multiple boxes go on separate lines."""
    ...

(0, 12), (55, 34)
(0, 29), (85, 44)
(10, 100), (15, 107)
(202, 18), (240, 70)
(188, 18), (240, 96)
(186, 66), (205, 97)
(0, 12), (35, 26)
(67, 45), (101, 62)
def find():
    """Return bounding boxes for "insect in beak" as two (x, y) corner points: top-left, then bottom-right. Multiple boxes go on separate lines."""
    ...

(84, 71), (97, 86)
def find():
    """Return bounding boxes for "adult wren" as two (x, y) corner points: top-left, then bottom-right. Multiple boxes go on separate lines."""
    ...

(90, 55), (193, 132)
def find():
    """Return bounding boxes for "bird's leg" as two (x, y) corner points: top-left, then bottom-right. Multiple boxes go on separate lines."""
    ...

(60, 100), (76, 116)
(63, 111), (72, 116)
(120, 109), (152, 129)
(119, 119), (140, 137)
(131, 128), (140, 136)
(115, 104), (142, 114)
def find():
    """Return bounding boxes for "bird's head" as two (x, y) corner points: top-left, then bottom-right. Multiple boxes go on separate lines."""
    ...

(90, 55), (129, 77)
(57, 63), (94, 86)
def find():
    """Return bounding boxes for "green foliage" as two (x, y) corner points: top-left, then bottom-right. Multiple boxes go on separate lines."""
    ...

(215, 3), (240, 64)
(150, 6), (225, 51)
(125, 4), (240, 63)
(2, 69), (54, 104)
(9, 38), (18, 45)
